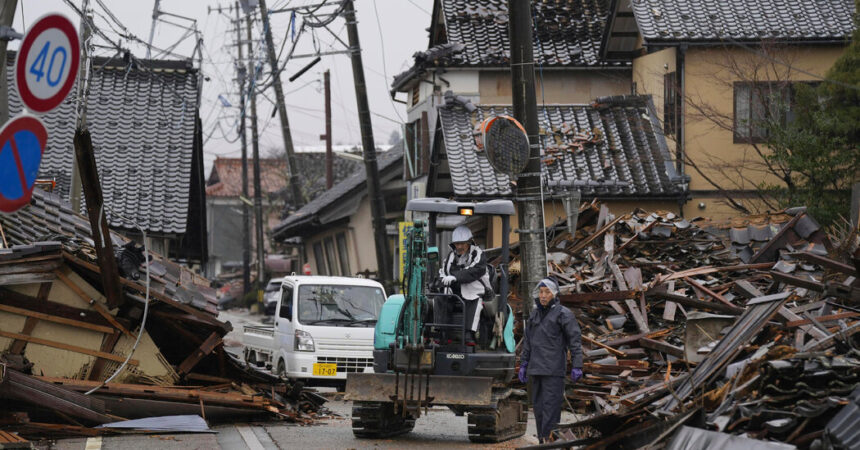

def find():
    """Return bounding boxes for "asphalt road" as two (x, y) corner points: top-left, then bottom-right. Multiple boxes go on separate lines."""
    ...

(47, 308), (576, 449)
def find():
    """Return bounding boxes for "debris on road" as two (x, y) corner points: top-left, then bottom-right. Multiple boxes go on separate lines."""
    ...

(508, 202), (859, 449)
(0, 189), (326, 443)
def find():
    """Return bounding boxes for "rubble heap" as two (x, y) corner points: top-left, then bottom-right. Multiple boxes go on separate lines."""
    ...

(0, 189), (326, 443)
(510, 202), (859, 449)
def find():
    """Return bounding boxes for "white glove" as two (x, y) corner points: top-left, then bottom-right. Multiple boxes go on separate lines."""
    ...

(441, 275), (457, 286)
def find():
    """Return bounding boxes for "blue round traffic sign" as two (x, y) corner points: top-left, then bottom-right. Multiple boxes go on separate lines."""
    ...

(0, 115), (48, 214)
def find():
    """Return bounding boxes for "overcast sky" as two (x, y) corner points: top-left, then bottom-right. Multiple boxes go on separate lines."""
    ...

(9, 0), (431, 174)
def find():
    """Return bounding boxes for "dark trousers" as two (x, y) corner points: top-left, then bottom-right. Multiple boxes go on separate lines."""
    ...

(532, 375), (564, 441)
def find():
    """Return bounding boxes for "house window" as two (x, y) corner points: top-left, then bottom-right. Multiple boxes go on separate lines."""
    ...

(734, 82), (800, 143)
(663, 72), (679, 135)
(313, 242), (326, 275)
(336, 232), (350, 276)
(324, 237), (338, 276)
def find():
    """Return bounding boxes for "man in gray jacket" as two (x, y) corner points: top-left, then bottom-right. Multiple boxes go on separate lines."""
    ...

(518, 278), (583, 443)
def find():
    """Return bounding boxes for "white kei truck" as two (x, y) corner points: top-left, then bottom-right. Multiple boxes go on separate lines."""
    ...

(242, 276), (386, 388)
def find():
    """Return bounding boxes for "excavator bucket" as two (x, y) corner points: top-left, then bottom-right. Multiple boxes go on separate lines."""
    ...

(345, 373), (494, 406)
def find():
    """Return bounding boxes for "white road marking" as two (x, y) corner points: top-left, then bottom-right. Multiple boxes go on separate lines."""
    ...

(84, 436), (102, 450)
(236, 425), (265, 450)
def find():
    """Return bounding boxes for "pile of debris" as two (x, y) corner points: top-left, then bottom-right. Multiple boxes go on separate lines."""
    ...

(511, 202), (859, 449)
(0, 189), (325, 444)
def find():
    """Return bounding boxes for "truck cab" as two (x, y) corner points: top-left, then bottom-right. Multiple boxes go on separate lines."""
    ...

(243, 275), (386, 388)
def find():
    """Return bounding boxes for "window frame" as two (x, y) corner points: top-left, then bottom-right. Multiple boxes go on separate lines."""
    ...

(335, 232), (351, 276)
(312, 241), (327, 275)
(733, 81), (799, 144)
(323, 237), (338, 276)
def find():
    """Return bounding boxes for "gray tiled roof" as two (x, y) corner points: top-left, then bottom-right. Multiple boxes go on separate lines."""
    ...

(439, 0), (613, 66)
(272, 144), (403, 238)
(6, 53), (199, 234)
(437, 94), (685, 198)
(631, 0), (856, 43)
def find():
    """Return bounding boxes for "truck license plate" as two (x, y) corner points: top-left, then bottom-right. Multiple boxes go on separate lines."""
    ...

(313, 363), (337, 376)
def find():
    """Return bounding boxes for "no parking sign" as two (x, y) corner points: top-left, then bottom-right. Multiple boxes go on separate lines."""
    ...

(0, 116), (48, 213)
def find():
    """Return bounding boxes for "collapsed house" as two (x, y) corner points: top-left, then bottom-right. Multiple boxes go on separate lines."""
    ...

(0, 189), (325, 443)
(510, 202), (859, 449)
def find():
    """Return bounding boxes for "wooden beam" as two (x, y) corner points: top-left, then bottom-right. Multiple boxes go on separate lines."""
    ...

(638, 337), (684, 358)
(683, 277), (737, 309)
(9, 282), (52, 354)
(177, 332), (222, 376)
(0, 330), (138, 365)
(88, 332), (122, 381)
(0, 287), (117, 329)
(9, 318), (38, 355)
(53, 270), (134, 338)
(786, 312), (860, 328)
(73, 128), (124, 309)
(0, 304), (114, 335)
(647, 290), (745, 315)
(569, 214), (627, 254)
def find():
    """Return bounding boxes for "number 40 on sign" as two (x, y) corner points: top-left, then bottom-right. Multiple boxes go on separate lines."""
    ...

(15, 14), (80, 114)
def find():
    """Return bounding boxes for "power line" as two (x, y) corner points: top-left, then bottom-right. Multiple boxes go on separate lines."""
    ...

(371, 0), (405, 123)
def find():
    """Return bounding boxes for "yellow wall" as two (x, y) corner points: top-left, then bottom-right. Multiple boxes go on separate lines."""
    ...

(478, 70), (631, 104)
(633, 44), (846, 218)
(632, 47), (677, 154)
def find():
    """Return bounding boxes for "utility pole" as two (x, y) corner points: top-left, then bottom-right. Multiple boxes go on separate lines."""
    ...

(508, 0), (547, 317)
(343, 0), (392, 284)
(258, 0), (305, 209)
(246, 13), (266, 301)
(146, 0), (161, 59)
(0, 0), (18, 125)
(70, 0), (92, 212)
(235, 2), (251, 296)
(321, 70), (333, 189)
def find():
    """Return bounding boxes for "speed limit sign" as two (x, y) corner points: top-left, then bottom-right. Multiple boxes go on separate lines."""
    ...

(15, 14), (80, 114)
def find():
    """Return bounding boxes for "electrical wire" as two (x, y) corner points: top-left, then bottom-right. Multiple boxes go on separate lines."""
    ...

(532, 8), (551, 270)
(84, 205), (150, 396)
(372, 0), (405, 123)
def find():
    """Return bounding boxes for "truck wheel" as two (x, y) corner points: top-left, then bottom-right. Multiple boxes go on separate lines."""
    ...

(352, 402), (415, 438)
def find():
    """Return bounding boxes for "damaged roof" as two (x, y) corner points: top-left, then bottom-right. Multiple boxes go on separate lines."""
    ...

(631, 0), (856, 44)
(435, 93), (686, 199)
(5, 53), (201, 235)
(206, 155), (360, 199)
(393, 0), (619, 92)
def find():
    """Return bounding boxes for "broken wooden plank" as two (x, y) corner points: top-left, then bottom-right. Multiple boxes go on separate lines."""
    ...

(88, 332), (123, 382)
(683, 277), (736, 309)
(177, 332), (222, 376)
(785, 312), (860, 328)
(648, 290), (744, 315)
(638, 337), (684, 358)
(624, 299), (650, 334)
(53, 270), (134, 338)
(558, 290), (638, 305)
(617, 220), (658, 253)
(790, 251), (856, 276)
(0, 330), (138, 365)
(569, 214), (627, 254)
(0, 304), (114, 335)
(583, 335), (627, 357)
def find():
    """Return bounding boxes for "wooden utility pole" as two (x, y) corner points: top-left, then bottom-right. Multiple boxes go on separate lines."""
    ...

(235, 3), (251, 295)
(321, 70), (333, 189)
(246, 13), (266, 298)
(508, 0), (547, 316)
(0, 0), (18, 124)
(343, 0), (392, 284)
(258, 0), (304, 208)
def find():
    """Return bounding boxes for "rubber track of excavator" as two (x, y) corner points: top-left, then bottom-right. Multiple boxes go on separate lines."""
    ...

(467, 391), (528, 443)
(351, 402), (415, 438)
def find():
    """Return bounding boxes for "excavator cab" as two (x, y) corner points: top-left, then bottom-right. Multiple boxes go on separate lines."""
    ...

(345, 198), (526, 443)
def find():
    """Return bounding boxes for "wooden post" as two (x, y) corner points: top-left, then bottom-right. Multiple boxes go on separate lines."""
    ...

(73, 129), (124, 309)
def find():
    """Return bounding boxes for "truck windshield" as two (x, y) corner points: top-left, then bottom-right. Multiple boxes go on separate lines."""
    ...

(297, 285), (386, 326)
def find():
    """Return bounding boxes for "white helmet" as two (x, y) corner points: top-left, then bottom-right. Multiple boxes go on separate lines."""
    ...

(451, 225), (473, 243)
